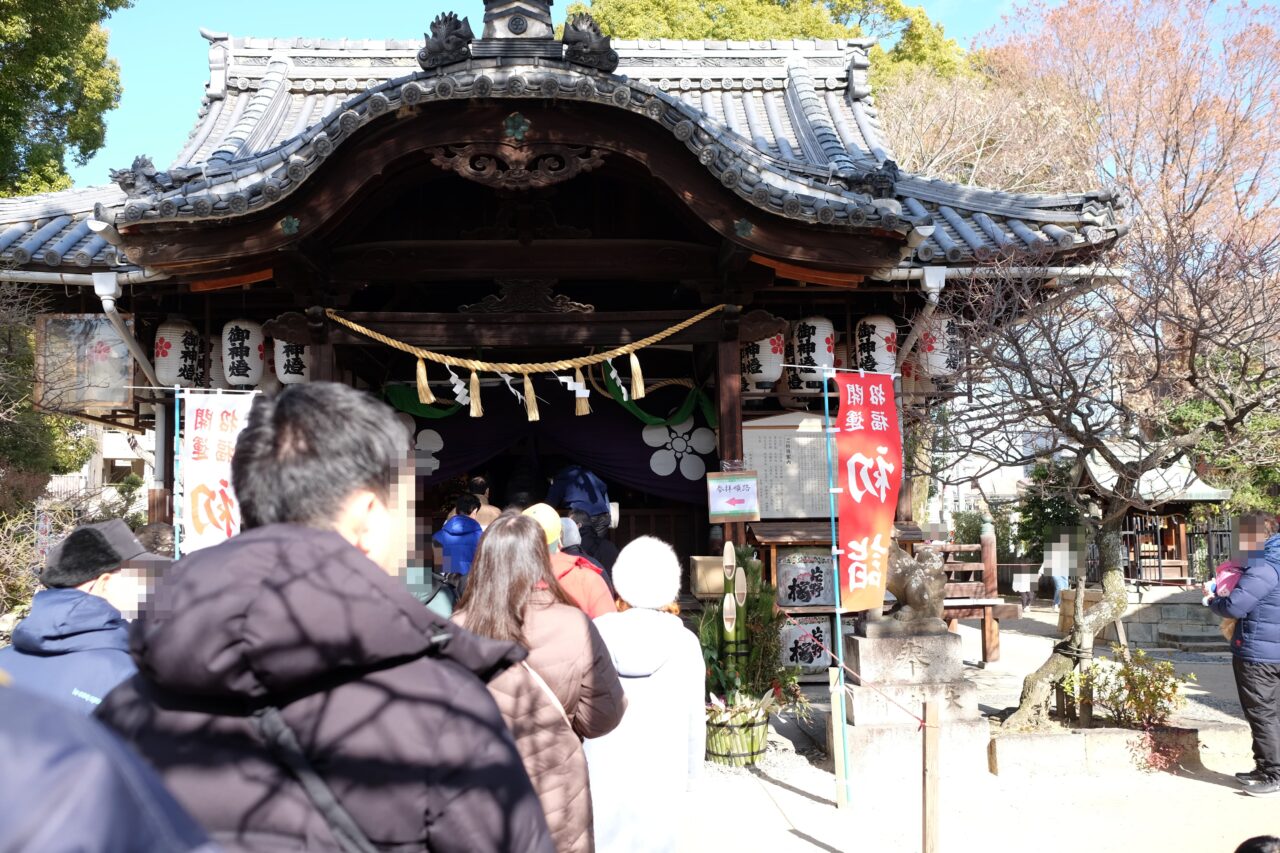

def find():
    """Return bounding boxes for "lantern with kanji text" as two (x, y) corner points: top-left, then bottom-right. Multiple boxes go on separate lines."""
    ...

(786, 316), (835, 395)
(920, 312), (960, 378)
(274, 338), (310, 384)
(853, 314), (897, 374)
(154, 317), (201, 388)
(739, 333), (784, 392)
(221, 319), (264, 387)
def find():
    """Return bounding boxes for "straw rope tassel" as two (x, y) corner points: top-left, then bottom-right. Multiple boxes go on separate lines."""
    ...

(415, 359), (436, 405)
(523, 373), (540, 421)
(574, 366), (590, 416)
(629, 352), (646, 399)
(469, 370), (483, 418)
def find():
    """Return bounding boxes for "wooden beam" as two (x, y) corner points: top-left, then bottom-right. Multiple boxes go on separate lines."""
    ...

(329, 240), (718, 282)
(749, 254), (866, 287)
(717, 329), (745, 545)
(327, 309), (726, 348)
(190, 268), (274, 293)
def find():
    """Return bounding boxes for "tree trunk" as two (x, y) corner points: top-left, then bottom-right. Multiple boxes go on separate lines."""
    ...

(1003, 528), (1127, 730)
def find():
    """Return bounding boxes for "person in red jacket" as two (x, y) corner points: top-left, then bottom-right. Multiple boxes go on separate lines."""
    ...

(523, 503), (618, 619)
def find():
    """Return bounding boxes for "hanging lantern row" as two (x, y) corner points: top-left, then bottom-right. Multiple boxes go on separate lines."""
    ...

(740, 312), (958, 395)
(153, 317), (310, 391)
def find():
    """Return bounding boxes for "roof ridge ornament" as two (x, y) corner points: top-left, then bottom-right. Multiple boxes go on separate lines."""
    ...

(563, 13), (619, 73)
(483, 0), (553, 39)
(418, 12), (475, 70)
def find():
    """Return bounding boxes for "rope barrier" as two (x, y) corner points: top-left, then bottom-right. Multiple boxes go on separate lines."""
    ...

(325, 304), (726, 418)
(782, 612), (930, 730)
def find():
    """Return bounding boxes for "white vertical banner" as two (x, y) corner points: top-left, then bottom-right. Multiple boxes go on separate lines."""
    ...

(178, 389), (257, 553)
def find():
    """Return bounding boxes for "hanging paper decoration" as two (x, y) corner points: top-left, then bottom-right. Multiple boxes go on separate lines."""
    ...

(920, 312), (961, 378)
(206, 336), (229, 389)
(323, 304), (724, 421)
(221, 319), (264, 387)
(274, 338), (310, 384)
(854, 314), (898, 373)
(787, 316), (835, 395)
(155, 317), (201, 388)
(740, 333), (785, 392)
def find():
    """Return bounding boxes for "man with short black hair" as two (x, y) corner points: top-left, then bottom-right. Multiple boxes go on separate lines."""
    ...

(435, 493), (484, 597)
(97, 382), (552, 853)
(0, 519), (167, 714)
(467, 475), (502, 527)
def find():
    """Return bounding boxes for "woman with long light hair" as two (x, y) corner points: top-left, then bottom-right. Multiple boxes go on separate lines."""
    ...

(454, 513), (626, 852)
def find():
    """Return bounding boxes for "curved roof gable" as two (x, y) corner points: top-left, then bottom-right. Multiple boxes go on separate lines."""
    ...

(0, 29), (1126, 276)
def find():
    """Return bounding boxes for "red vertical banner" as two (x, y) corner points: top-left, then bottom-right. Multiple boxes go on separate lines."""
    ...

(835, 373), (903, 610)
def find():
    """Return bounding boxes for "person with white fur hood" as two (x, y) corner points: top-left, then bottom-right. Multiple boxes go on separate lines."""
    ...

(583, 536), (705, 853)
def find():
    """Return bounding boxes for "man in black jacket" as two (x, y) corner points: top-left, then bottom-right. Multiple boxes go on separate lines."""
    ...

(98, 383), (552, 852)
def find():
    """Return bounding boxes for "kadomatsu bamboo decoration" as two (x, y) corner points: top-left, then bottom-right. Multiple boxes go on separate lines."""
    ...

(700, 544), (810, 767)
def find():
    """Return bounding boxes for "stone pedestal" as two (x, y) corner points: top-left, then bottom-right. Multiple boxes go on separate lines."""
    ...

(835, 631), (991, 790)
(845, 632), (980, 725)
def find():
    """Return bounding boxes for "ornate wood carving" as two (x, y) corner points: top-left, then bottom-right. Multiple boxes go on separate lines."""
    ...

(459, 279), (594, 313)
(428, 142), (606, 190)
(738, 309), (788, 342)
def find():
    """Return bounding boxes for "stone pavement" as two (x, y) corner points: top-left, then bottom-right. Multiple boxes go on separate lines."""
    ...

(677, 603), (1279, 853)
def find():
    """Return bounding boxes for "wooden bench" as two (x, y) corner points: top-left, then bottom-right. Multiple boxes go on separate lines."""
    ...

(941, 597), (1022, 663)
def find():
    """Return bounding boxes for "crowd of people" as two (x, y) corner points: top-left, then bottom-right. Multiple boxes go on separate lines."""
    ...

(0, 382), (705, 852)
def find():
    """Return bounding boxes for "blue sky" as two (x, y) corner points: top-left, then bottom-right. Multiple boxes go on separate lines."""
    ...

(67, 0), (1015, 187)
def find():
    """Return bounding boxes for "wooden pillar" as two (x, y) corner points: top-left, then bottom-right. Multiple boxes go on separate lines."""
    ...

(980, 522), (998, 599)
(717, 334), (744, 545)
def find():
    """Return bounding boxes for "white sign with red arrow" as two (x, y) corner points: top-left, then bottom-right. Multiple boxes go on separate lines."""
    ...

(707, 470), (761, 523)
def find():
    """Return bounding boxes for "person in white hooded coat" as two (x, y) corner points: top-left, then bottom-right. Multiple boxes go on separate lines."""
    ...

(583, 536), (705, 853)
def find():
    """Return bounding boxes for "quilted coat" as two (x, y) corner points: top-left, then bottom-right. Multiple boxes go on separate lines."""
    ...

(456, 590), (627, 853)
(1211, 534), (1280, 663)
(97, 524), (552, 853)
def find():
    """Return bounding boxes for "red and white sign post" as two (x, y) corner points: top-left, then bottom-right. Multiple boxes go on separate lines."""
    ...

(177, 389), (256, 555)
(833, 372), (903, 611)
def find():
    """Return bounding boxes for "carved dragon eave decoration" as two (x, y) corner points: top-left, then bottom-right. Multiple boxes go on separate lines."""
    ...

(428, 142), (607, 190)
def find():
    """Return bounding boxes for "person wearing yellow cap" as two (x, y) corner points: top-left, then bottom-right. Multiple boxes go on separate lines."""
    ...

(523, 503), (617, 619)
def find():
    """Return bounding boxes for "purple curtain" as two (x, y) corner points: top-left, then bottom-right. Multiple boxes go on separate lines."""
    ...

(404, 380), (716, 504)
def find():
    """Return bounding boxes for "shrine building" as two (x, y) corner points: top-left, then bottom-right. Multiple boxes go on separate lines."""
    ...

(0, 3), (1126, 577)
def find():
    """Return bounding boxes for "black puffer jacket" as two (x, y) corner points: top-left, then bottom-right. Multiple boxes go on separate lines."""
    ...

(97, 524), (553, 853)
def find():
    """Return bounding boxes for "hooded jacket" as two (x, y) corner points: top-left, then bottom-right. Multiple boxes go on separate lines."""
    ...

(454, 591), (627, 853)
(0, 588), (136, 714)
(96, 523), (552, 853)
(1210, 534), (1280, 664)
(0, 683), (214, 853)
(582, 609), (705, 853)
(433, 514), (483, 575)
(551, 551), (618, 620)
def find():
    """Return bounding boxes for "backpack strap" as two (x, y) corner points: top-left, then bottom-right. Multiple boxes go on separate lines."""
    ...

(252, 706), (381, 853)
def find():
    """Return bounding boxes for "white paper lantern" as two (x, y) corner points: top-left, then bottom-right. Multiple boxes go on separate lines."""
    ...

(221, 319), (264, 387)
(206, 336), (229, 389)
(832, 335), (849, 371)
(273, 338), (310, 384)
(739, 333), (784, 392)
(257, 342), (282, 394)
(787, 316), (835, 395)
(154, 317), (201, 388)
(853, 314), (898, 374)
(920, 311), (960, 377)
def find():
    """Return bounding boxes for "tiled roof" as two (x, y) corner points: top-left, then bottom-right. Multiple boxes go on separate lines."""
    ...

(0, 31), (1126, 276)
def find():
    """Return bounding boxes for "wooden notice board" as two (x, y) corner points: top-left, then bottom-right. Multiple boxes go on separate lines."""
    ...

(743, 411), (830, 519)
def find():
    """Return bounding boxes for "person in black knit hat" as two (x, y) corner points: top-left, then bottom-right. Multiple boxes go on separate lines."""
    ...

(0, 519), (168, 714)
